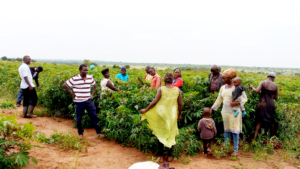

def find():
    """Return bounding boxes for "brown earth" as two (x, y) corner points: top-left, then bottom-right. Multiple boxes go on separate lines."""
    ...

(1, 107), (298, 169)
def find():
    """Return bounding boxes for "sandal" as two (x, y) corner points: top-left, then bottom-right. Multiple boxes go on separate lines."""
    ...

(203, 152), (207, 157)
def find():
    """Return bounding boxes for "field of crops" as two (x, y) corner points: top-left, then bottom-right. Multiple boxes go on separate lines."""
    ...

(1, 60), (300, 159)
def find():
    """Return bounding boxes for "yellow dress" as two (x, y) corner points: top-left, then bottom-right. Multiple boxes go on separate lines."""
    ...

(141, 86), (180, 148)
(212, 85), (248, 134)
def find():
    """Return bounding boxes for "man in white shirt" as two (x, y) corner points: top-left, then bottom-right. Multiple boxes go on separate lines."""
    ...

(18, 55), (38, 118)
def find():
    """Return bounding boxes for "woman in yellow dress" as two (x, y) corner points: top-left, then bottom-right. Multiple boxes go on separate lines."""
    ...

(139, 73), (183, 163)
(211, 68), (248, 157)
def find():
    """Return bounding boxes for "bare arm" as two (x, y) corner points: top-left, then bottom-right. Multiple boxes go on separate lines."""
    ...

(274, 87), (279, 100)
(251, 81), (263, 93)
(35, 78), (40, 88)
(90, 84), (97, 99)
(107, 81), (120, 91)
(139, 87), (162, 114)
(63, 84), (75, 98)
(24, 77), (33, 91)
(177, 91), (183, 120)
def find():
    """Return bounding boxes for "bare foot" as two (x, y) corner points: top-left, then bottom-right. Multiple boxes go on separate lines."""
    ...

(167, 156), (173, 162)
(159, 156), (164, 163)
(79, 135), (83, 139)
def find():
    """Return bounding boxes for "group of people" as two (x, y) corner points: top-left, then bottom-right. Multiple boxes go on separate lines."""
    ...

(17, 56), (279, 163)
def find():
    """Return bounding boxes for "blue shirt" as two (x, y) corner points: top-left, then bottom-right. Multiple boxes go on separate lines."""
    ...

(116, 73), (129, 81)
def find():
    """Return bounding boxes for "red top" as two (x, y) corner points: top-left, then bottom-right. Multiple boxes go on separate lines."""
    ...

(172, 77), (183, 88)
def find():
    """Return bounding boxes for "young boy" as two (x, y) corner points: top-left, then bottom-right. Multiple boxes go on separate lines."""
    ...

(198, 108), (217, 157)
(232, 77), (247, 117)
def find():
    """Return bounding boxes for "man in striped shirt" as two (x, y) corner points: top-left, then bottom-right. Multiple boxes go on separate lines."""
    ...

(63, 64), (101, 137)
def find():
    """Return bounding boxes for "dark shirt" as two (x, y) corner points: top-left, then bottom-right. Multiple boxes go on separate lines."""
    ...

(209, 73), (224, 93)
(232, 85), (245, 100)
(29, 67), (39, 80)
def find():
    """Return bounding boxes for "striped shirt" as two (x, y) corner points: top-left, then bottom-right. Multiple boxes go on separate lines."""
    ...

(64, 74), (96, 102)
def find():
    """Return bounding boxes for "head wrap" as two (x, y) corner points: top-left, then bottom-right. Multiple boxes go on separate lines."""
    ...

(121, 67), (126, 72)
(222, 68), (237, 79)
(268, 72), (276, 78)
(90, 65), (95, 70)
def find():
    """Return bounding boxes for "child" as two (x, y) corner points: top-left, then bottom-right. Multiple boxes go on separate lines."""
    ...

(198, 108), (217, 157)
(232, 77), (247, 117)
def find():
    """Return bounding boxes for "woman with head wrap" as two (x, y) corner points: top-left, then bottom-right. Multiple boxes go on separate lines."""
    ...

(250, 72), (278, 140)
(139, 73), (183, 163)
(100, 68), (120, 99)
(116, 67), (129, 81)
(210, 68), (248, 157)
(172, 68), (183, 91)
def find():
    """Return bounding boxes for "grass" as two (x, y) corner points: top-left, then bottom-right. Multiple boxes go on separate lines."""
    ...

(36, 130), (93, 152)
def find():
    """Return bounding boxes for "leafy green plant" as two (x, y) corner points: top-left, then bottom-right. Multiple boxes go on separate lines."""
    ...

(0, 114), (38, 169)
(0, 100), (15, 109)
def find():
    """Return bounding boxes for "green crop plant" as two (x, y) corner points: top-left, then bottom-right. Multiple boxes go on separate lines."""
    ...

(0, 114), (38, 168)
(1, 60), (300, 160)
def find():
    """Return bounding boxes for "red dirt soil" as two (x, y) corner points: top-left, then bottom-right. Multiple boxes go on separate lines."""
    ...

(1, 107), (298, 169)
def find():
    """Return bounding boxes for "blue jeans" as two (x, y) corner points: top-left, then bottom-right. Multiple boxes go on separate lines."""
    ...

(75, 99), (101, 135)
(224, 132), (239, 152)
(17, 88), (32, 105)
(16, 89), (23, 104)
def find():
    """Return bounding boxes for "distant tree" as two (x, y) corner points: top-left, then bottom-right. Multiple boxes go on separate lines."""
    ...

(83, 60), (91, 66)
(32, 59), (37, 63)
(113, 64), (120, 69)
(125, 65), (130, 69)
(16, 58), (22, 62)
(103, 65), (106, 68)
(186, 67), (193, 71)
(258, 72), (262, 74)
(90, 62), (98, 67)
(2, 56), (7, 60)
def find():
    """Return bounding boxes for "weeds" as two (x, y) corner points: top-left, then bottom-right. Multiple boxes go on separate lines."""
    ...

(179, 155), (192, 165)
(0, 100), (15, 109)
(36, 130), (93, 152)
(147, 156), (160, 163)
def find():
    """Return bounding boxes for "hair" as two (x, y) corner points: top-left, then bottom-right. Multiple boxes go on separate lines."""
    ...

(38, 66), (43, 72)
(203, 108), (211, 117)
(23, 55), (30, 61)
(174, 68), (182, 77)
(145, 66), (151, 69)
(79, 64), (87, 71)
(101, 68), (110, 75)
(164, 73), (174, 83)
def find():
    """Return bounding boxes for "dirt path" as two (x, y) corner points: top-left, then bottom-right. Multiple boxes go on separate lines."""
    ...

(1, 107), (298, 169)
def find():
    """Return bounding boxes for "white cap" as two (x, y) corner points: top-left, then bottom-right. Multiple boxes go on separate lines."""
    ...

(268, 72), (276, 78)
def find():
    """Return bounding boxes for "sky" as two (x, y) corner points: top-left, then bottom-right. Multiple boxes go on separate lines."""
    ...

(1, 0), (300, 68)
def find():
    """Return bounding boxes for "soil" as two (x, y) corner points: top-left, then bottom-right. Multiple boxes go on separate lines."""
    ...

(1, 107), (298, 169)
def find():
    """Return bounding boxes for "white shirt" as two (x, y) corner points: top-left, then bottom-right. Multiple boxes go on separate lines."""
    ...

(65, 74), (96, 102)
(18, 63), (35, 89)
(100, 78), (113, 99)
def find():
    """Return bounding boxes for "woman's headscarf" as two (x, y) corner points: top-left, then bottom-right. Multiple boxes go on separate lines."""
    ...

(222, 68), (237, 79)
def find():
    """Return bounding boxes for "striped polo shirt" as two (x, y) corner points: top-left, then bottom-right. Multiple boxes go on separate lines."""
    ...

(65, 74), (96, 102)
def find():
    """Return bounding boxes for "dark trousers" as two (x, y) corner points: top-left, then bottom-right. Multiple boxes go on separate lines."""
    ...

(157, 141), (173, 156)
(203, 138), (213, 154)
(75, 99), (101, 135)
(22, 87), (38, 107)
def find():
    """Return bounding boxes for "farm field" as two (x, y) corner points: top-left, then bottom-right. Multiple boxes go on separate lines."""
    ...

(1, 60), (300, 168)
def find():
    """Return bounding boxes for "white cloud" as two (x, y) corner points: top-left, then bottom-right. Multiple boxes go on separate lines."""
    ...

(134, 33), (158, 40)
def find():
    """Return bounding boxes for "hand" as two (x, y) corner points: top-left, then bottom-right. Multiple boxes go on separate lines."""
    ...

(90, 95), (94, 99)
(29, 86), (33, 91)
(38, 86), (41, 90)
(230, 101), (240, 108)
(72, 93), (76, 99)
(139, 109), (147, 114)
(249, 85), (253, 90)
(210, 108), (213, 114)
(177, 114), (182, 120)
